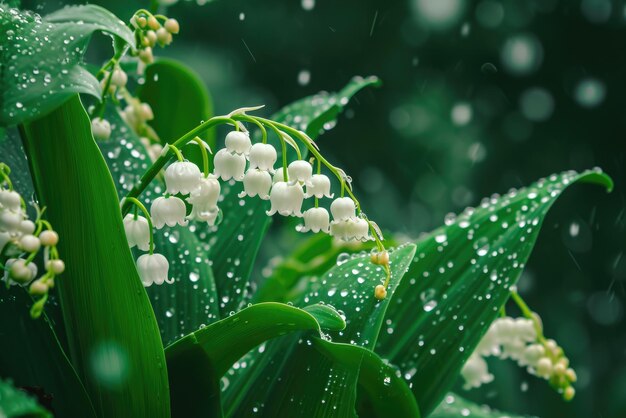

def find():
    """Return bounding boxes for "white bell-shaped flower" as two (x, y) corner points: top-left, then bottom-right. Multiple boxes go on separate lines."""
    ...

(273, 169), (289, 184)
(91, 118), (111, 141)
(213, 148), (246, 181)
(165, 161), (202, 195)
(187, 175), (221, 210)
(136, 253), (174, 287)
(0, 209), (24, 233)
(305, 174), (334, 199)
(225, 131), (252, 155)
(187, 205), (219, 226)
(297, 207), (330, 233)
(330, 197), (356, 221)
(266, 181), (304, 217)
(3, 258), (37, 286)
(249, 143), (277, 173)
(239, 169), (272, 200)
(288, 160), (313, 185)
(330, 217), (372, 242)
(151, 196), (188, 229)
(123, 214), (151, 251)
(0, 232), (11, 253)
(461, 354), (494, 390)
(0, 190), (22, 211)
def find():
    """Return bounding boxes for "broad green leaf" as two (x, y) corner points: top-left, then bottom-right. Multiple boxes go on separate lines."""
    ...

(20, 95), (170, 418)
(0, 4), (135, 126)
(207, 76), (381, 317)
(223, 244), (417, 417)
(165, 302), (345, 418)
(137, 59), (216, 160)
(97, 107), (221, 345)
(312, 339), (420, 418)
(376, 169), (613, 415)
(0, 287), (96, 418)
(430, 393), (534, 418)
(0, 377), (52, 418)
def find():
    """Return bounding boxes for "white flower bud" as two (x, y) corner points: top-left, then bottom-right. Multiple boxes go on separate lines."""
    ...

(19, 220), (36, 235)
(136, 253), (173, 287)
(6, 258), (37, 286)
(330, 197), (356, 221)
(140, 103), (154, 121)
(165, 161), (202, 195)
(29, 279), (49, 296)
(461, 354), (494, 390)
(225, 131), (252, 155)
(296, 207), (330, 233)
(266, 181), (304, 217)
(239, 169), (272, 200)
(522, 343), (545, 366)
(139, 47), (154, 64)
(123, 214), (151, 251)
(305, 174), (334, 199)
(249, 143), (277, 172)
(91, 118), (111, 141)
(111, 67), (128, 87)
(47, 259), (65, 275)
(39, 230), (59, 246)
(288, 160), (313, 185)
(536, 357), (553, 379)
(0, 189), (22, 211)
(19, 234), (41, 253)
(147, 16), (160, 30)
(0, 210), (24, 233)
(213, 149), (246, 181)
(151, 196), (188, 229)
(165, 18), (180, 34)
(156, 27), (173, 46)
(187, 175), (221, 211)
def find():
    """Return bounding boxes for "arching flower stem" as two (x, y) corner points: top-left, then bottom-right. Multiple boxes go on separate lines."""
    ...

(191, 136), (211, 177)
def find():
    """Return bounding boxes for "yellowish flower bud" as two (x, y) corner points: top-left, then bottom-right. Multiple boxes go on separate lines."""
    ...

(374, 284), (387, 300)
(370, 250), (389, 265)
(147, 15), (160, 30)
(165, 18), (180, 34)
(39, 230), (59, 246)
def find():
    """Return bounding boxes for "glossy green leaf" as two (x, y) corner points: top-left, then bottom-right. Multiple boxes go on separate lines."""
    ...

(137, 59), (216, 161)
(223, 244), (417, 417)
(207, 76), (381, 317)
(0, 287), (96, 418)
(430, 393), (534, 418)
(19, 95), (170, 418)
(0, 4), (135, 126)
(97, 107), (220, 345)
(0, 377), (52, 418)
(376, 169), (613, 415)
(165, 302), (345, 418)
(312, 338), (420, 418)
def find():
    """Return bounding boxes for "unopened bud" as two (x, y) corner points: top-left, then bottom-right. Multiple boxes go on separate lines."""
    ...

(47, 259), (65, 275)
(147, 15), (160, 30)
(111, 68), (128, 88)
(39, 230), (59, 246)
(374, 284), (387, 300)
(20, 234), (41, 253)
(139, 47), (154, 64)
(563, 386), (575, 401)
(146, 30), (158, 47)
(370, 250), (389, 265)
(156, 27), (173, 46)
(164, 18), (180, 34)
(29, 279), (49, 295)
(565, 368), (577, 382)
(136, 16), (147, 28)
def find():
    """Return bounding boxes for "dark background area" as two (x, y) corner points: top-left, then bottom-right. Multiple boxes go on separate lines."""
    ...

(23, 0), (626, 416)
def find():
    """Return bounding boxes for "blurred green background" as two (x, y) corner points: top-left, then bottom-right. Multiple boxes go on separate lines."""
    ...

(23, 0), (626, 416)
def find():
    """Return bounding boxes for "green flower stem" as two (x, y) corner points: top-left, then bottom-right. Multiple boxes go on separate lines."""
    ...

(121, 115), (236, 216)
(191, 136), (211, 177)
(0, 163), (13, 189)
(125, 197), (155, 255)
(263, 120), (302, 160)
(510, 290), (546, 344)
(236, 115), (268, 144)
(168, 144), (185, 162)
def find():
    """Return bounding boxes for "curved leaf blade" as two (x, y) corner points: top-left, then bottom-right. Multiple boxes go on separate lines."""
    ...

(0, 377), (52, 418)
(20, 95), (170, 418)
(431, 393), (535, 418)
(376, 169), (613, 415)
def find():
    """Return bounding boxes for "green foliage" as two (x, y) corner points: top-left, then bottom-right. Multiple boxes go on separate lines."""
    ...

(0, 4), (134, 126)
(430, 393), (535, 418)
(0, 378), (52, 418)
(20, 95), (170, 418)
(376, 170), (613, 415)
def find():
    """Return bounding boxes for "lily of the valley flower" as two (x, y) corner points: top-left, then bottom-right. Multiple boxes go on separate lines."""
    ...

(136, 253), (174, 287)
(187, 175), (221, 209)
(249, 143), (277, 173)
(239, 169), (272, 200)
(213, 148), (246, 181)
(330, 197), (356, 221)
(123, 214), (151, 251)
(164, 161), (202, 195)
(297, 207), (330, 233)
(266, 181), (304, 217)
(225, 130), (252, 155)
(330, 217), (372, 242)
(0, 189), (21, 211)
(91, 118), (111, 141)
(305, 174), (334, 199)
(187, 205), (219, 226)
(0, 209), (23, 233)
(4, 258), (38, 286)
(288, 160), (313, 185)
(151, 196), (188, 228)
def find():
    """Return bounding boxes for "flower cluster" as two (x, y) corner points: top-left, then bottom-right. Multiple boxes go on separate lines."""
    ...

(130, 11), (180, 66)
(123, 115), (389, 297)
(461, 315), (577, 400)
(0, 164), (64, 318)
